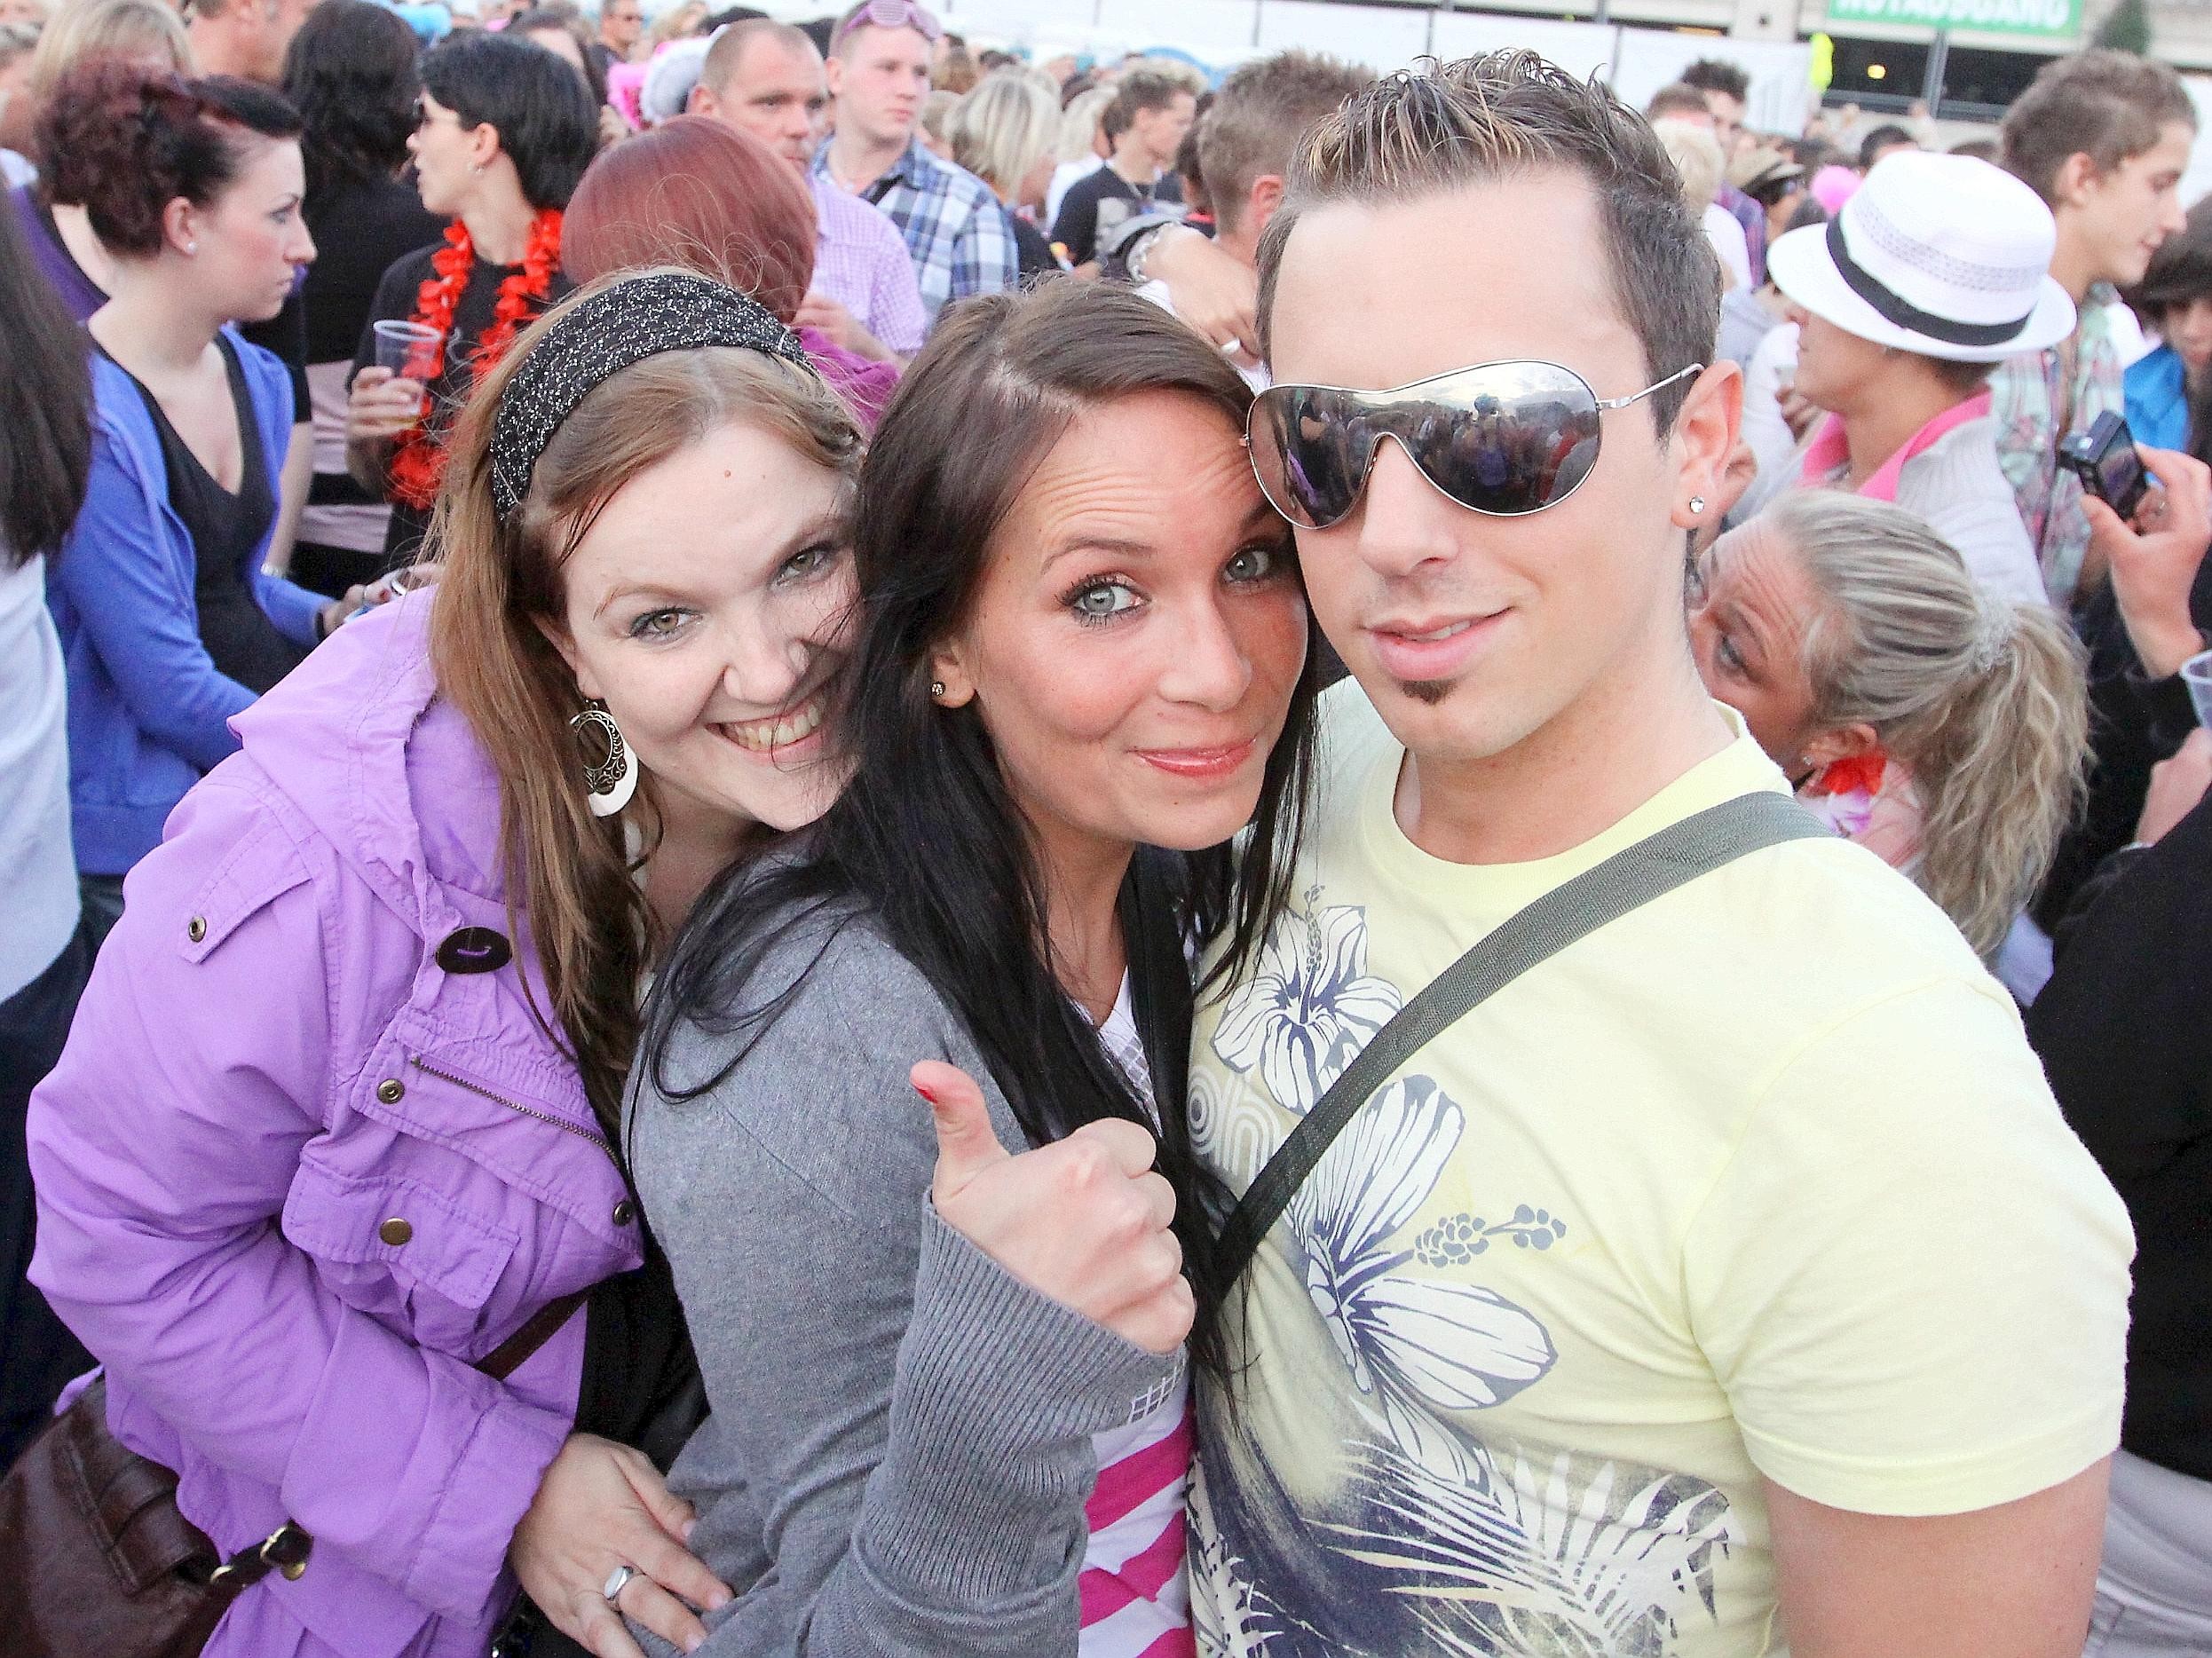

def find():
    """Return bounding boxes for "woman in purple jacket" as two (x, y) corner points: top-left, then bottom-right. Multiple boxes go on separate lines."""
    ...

(28, 272), (863, 1658)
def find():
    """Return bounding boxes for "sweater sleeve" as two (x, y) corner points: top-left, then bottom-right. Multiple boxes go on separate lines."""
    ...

(26, 778), (572, 1620)
(54, 427), (257, 771)
(629, 920), (1179, 1658)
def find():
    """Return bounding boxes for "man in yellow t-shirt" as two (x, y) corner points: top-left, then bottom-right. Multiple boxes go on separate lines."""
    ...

(1189, 53), (2133, 1658)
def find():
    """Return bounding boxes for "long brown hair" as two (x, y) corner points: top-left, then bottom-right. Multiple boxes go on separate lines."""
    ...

(430, 271), (865, 1129)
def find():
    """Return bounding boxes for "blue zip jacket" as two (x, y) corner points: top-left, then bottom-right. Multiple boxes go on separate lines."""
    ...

(2124, 343), (2190, 454)
(47, 332), (323, 875)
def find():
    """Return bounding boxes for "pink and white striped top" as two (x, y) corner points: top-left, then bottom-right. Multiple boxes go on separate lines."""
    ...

(1082, 1382), (1195, 1657)
(1084, 982), (1196, 1658)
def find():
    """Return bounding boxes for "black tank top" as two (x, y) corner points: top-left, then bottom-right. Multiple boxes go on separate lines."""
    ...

(115, 336), (304, 695)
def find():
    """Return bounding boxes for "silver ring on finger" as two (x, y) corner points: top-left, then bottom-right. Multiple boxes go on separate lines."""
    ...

(603, 1564), (641, 1606)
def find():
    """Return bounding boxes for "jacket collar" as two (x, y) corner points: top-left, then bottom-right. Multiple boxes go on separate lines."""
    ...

(228, 595), (501, 951)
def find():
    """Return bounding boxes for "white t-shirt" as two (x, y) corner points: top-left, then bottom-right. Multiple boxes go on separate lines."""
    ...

(1047, 156), (1105, 230)
(0, 552), (79, 999)
(1704, 201), (1752, 292)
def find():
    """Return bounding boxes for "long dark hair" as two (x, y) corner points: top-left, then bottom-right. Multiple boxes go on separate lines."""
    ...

(643, 282), (1321, 1371)
(282, 0), (422, 206)
(0, 193), (91, 565)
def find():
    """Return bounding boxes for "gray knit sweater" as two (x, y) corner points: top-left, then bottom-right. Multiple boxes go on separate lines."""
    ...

(626, 906), (1183, 1657)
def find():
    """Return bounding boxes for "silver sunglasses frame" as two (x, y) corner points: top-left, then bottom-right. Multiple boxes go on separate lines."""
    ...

(1244, 358), (1707, 528)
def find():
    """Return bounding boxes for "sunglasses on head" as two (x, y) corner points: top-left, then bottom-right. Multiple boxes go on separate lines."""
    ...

(835, 0), (943, 43)
(1245, 359), (1704, 530)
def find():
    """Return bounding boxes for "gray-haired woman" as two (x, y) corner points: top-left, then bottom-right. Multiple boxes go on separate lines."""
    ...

(1689, 490), (2089, 960)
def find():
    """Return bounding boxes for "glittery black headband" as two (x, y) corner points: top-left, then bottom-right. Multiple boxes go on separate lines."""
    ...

(488, 272), (816, 518)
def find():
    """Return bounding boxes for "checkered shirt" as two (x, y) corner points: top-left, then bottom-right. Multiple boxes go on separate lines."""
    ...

(808, 175), (928, 356)
(812, 137), (1018, 328)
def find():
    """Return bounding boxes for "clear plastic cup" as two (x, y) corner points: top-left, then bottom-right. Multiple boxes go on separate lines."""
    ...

(372, 319), (443, 391)
(2183, 648), (2212, 732)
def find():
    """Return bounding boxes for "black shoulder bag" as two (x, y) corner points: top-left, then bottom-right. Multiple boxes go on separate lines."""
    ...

(1213, 791), (1829, 1290)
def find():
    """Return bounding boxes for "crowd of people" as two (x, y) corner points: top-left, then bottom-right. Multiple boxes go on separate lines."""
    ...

(0, 1), (2208, 1654)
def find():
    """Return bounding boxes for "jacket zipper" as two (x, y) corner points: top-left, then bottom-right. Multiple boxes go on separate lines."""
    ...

(408, 1055), (618, 1165)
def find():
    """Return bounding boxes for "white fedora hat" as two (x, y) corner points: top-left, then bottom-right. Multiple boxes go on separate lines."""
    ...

(1767, 149), (2076, 364)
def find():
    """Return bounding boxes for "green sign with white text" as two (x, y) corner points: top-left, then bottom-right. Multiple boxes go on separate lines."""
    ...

(1825, 0), (2080, 37)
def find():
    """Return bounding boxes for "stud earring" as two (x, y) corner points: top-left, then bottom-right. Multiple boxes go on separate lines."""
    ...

(570, 701), (637, 817)
(1688, 495), (1707, 516)
(185, 241), (197, 254)
(929, 680), (945, 698)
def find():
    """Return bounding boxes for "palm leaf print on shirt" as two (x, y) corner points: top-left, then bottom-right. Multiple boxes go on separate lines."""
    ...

(1196, 893), (1735, 1657)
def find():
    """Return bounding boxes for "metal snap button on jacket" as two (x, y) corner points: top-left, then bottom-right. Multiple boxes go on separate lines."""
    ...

(377, 1217), (414, 1246)
(186, 916), (206, 943)
(612, 1199), (636, 1226)
(375, 1078), (405, 1104)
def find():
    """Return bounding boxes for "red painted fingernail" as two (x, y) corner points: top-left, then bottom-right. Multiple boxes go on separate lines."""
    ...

(912, 1081), (940, 1105)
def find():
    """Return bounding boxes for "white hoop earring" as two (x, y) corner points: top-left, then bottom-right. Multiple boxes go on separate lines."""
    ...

(570, 702), (638, 817)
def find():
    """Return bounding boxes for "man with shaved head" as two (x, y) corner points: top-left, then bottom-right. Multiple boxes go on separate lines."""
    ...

(691, 17), (923, 361)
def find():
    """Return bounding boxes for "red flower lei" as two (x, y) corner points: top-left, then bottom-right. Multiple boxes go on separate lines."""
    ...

(387, 208), (565, 512)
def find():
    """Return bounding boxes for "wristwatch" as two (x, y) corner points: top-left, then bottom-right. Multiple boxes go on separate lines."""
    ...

(1098, 210), (1186, 284)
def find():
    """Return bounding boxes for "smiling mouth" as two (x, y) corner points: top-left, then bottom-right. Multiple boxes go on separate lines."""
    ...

(716, 692), (826, 754)
(1134, 737), (1259, 779)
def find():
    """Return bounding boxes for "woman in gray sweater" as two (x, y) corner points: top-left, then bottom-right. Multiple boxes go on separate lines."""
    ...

(626, 280), (1319, 1656)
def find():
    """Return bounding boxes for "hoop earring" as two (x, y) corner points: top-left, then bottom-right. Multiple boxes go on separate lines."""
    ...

(570, 702), (638, 817)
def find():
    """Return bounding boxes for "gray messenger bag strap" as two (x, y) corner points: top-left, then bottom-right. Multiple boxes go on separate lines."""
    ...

(1213, 790), (1829, 1291)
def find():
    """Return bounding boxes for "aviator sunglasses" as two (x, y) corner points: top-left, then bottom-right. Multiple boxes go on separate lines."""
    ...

(1245, 359), (1704, 530)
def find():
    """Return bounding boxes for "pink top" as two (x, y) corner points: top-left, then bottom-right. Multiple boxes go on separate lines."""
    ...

(796, 325), (899, 431)
(1799, 389), (1994, 503)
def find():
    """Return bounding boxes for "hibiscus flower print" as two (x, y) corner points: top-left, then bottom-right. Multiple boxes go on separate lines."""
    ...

(1213, 888), (1403, 1114)
(1288, 1074), (1557, 1474)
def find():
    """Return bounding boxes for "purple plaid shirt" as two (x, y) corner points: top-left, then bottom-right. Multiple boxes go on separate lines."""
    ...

(812, 137), (1018, 328)
(810, 175), (927, 356)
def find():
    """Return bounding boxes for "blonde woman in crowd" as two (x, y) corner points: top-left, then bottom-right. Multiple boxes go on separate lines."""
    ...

(1690, 490), (2087, 959)
(1655, 115), (1749, 290)
(0, 0), (185, 164)
(642, 0), (703, 56)
(915, 85), (958, 161)
(1045, 81), (1113, 226)
(952, 67), (1064, 278)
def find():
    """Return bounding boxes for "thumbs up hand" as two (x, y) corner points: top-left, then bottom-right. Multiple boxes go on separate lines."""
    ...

(913, 1060), (1195, 1355)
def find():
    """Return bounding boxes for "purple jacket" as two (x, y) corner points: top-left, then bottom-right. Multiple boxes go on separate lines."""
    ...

(28, 596), (644, 1658)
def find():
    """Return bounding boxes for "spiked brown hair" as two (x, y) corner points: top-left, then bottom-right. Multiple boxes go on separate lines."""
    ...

(1254, 51), (1718, 434)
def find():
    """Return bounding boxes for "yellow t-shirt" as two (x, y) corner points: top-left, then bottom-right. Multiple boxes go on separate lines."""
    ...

(1187, 683), (2131, 1658)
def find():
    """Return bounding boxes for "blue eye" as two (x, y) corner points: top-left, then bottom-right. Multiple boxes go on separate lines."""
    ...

(1224, 543), (1285, 585)
(1068, 579), (1141, 622)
